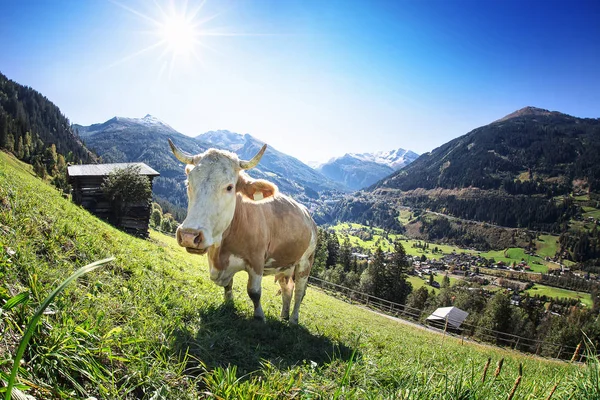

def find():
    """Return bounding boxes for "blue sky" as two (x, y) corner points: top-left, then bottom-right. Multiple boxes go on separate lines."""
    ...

(1, 0), (599, 163)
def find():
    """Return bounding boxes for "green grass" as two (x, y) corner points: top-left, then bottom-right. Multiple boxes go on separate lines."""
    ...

(572, 194), (590, 202)
(0, 152), (593, 399)
(332, 222), (476, 260)
(536, 235), (559, 259)
(397, 208), (415, 225)
(526, 284), (593, 307)
(582, 206), (600, 220)
(480, 248), (549, 273)
(407, 274), (459, 293)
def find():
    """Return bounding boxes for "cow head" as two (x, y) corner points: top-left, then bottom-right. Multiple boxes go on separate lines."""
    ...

(168, 139), (276, 254)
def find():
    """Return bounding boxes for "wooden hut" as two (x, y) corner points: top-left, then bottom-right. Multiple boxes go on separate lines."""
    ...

(67, 163), (160, 237)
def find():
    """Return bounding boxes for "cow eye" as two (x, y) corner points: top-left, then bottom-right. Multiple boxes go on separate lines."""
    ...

(226, 184), (234, 192)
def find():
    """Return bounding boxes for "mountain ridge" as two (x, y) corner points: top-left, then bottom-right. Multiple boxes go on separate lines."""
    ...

(317, 147), (419, 190)
(75, 116), (346, 215)
(326, 107), (600, 235)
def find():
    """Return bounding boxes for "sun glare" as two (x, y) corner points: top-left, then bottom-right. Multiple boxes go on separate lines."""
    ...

(109, 0), (260, 77)
(160, 14), (197, 57)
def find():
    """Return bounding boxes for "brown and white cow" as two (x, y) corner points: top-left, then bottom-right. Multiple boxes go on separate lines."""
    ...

(168, 139), (317, 324)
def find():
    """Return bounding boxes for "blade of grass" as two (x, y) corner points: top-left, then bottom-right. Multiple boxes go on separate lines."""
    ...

(2, 292), (29, 311)
(4, 257), (115, 400)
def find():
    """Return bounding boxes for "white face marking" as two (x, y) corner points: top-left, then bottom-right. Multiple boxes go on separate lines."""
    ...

(209, 255), (246, 286)
(181, 150), (240, 248)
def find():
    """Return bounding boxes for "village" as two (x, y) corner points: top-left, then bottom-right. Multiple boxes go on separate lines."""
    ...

(349, 240), (595, 310)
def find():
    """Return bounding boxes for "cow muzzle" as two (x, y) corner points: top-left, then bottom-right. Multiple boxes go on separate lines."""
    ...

(177, 228), (208, 255)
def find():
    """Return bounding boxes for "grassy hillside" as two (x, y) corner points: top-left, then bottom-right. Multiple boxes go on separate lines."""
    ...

(0, 151), (596, 399)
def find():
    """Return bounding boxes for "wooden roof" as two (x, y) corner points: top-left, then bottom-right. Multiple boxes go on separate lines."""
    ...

(67, 163), (160, 177)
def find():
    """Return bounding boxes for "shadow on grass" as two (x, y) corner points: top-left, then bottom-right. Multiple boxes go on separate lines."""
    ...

(170, 302), (358, 375)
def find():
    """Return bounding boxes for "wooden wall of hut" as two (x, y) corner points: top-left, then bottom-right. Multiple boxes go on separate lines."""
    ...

(70, 176), (155, 238)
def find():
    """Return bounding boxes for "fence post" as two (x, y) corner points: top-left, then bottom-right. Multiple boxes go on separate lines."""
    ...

(556, 346), (563, 360)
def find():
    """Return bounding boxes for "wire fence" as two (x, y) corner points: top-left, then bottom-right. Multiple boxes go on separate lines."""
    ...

(307, 275), (591, 362)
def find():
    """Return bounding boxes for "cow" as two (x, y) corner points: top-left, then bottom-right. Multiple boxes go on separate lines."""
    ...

(168, 139), (317, 324)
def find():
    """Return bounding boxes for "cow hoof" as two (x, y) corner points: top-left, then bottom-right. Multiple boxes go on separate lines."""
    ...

(253, 315), (266, 322)
(289, 318), (298, 325)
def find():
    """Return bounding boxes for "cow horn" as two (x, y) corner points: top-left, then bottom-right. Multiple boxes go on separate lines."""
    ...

(240, 144), (267, 170)
(169, 138), (195, 164)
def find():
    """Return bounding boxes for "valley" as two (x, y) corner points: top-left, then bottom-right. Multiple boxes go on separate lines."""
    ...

(2, 70), (600, 398)
(327, 221), (592, 304)
(0, 151), (585, 399)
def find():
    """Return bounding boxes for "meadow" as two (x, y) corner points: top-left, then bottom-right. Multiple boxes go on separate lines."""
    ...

(407, 274), (459, 294)
(479, 248), (549, 273)
(0, 152), (597, 399)
(526, 284), (593, 307)
(332, 222), (476, 259)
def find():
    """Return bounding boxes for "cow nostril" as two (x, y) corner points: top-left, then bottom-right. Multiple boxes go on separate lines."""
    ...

(194, 231), (204, 246)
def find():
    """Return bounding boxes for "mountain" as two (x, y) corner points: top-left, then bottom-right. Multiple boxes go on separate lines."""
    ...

(75, 120), (345, 216)
(196, 130), (344, 196)
(373, 107), (600, 193)
(317, 148), (419, 190)
(74, 115), (209, 214)
(330, 107), (600, 235)
(0, 71), (94, 164)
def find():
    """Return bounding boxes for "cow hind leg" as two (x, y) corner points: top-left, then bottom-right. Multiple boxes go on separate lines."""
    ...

(276, 273), (294, 320)
(247, 269), (265, 321)
(290, 258), (312, 324)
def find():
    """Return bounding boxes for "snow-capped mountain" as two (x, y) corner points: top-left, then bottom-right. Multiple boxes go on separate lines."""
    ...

(73, 115), (209, 211)
(317, 148), (419, 191)
(195, 130), (345, 195)
(75, 114), (180, 138)
(73, 118), (347, 215)
(197, 129), (247, 150)
(348, 148), (420, 170)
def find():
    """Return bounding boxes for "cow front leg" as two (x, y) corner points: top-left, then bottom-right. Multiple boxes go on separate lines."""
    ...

(224, 278), (234, 302)
(277, 274), (294, 320)
(247, 269), (265, 321)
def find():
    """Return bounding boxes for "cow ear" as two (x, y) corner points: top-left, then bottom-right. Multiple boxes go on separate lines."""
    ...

(185, 164), (195, 175)
(237, 172), (278, 201)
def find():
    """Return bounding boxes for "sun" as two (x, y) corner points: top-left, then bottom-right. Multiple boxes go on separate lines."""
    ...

(107, 0), (212, 75)
(109, 0), (261, 77)
(159, 13), (198, 57)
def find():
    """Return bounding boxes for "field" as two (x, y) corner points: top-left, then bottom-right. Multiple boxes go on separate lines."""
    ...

(0, 152), (597, 399)
(480, 248), (549, 273)
(582, 206), (600, 220)
(526, 284), (593, 307)
(407, 274), (459, 293)
(536, 234), (560, 259)
(332, 222), (476, 259)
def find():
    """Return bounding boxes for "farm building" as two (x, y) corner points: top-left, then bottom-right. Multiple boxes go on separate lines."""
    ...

(67, 163), (159, 237)
(426, 306), (469, 330)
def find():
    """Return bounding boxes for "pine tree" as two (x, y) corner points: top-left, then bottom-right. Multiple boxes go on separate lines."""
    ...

(339, 236), (352, 271)
(326, 230), (340, 268)
(386, 240), (412, 304)
(313, 228), (329, 276)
